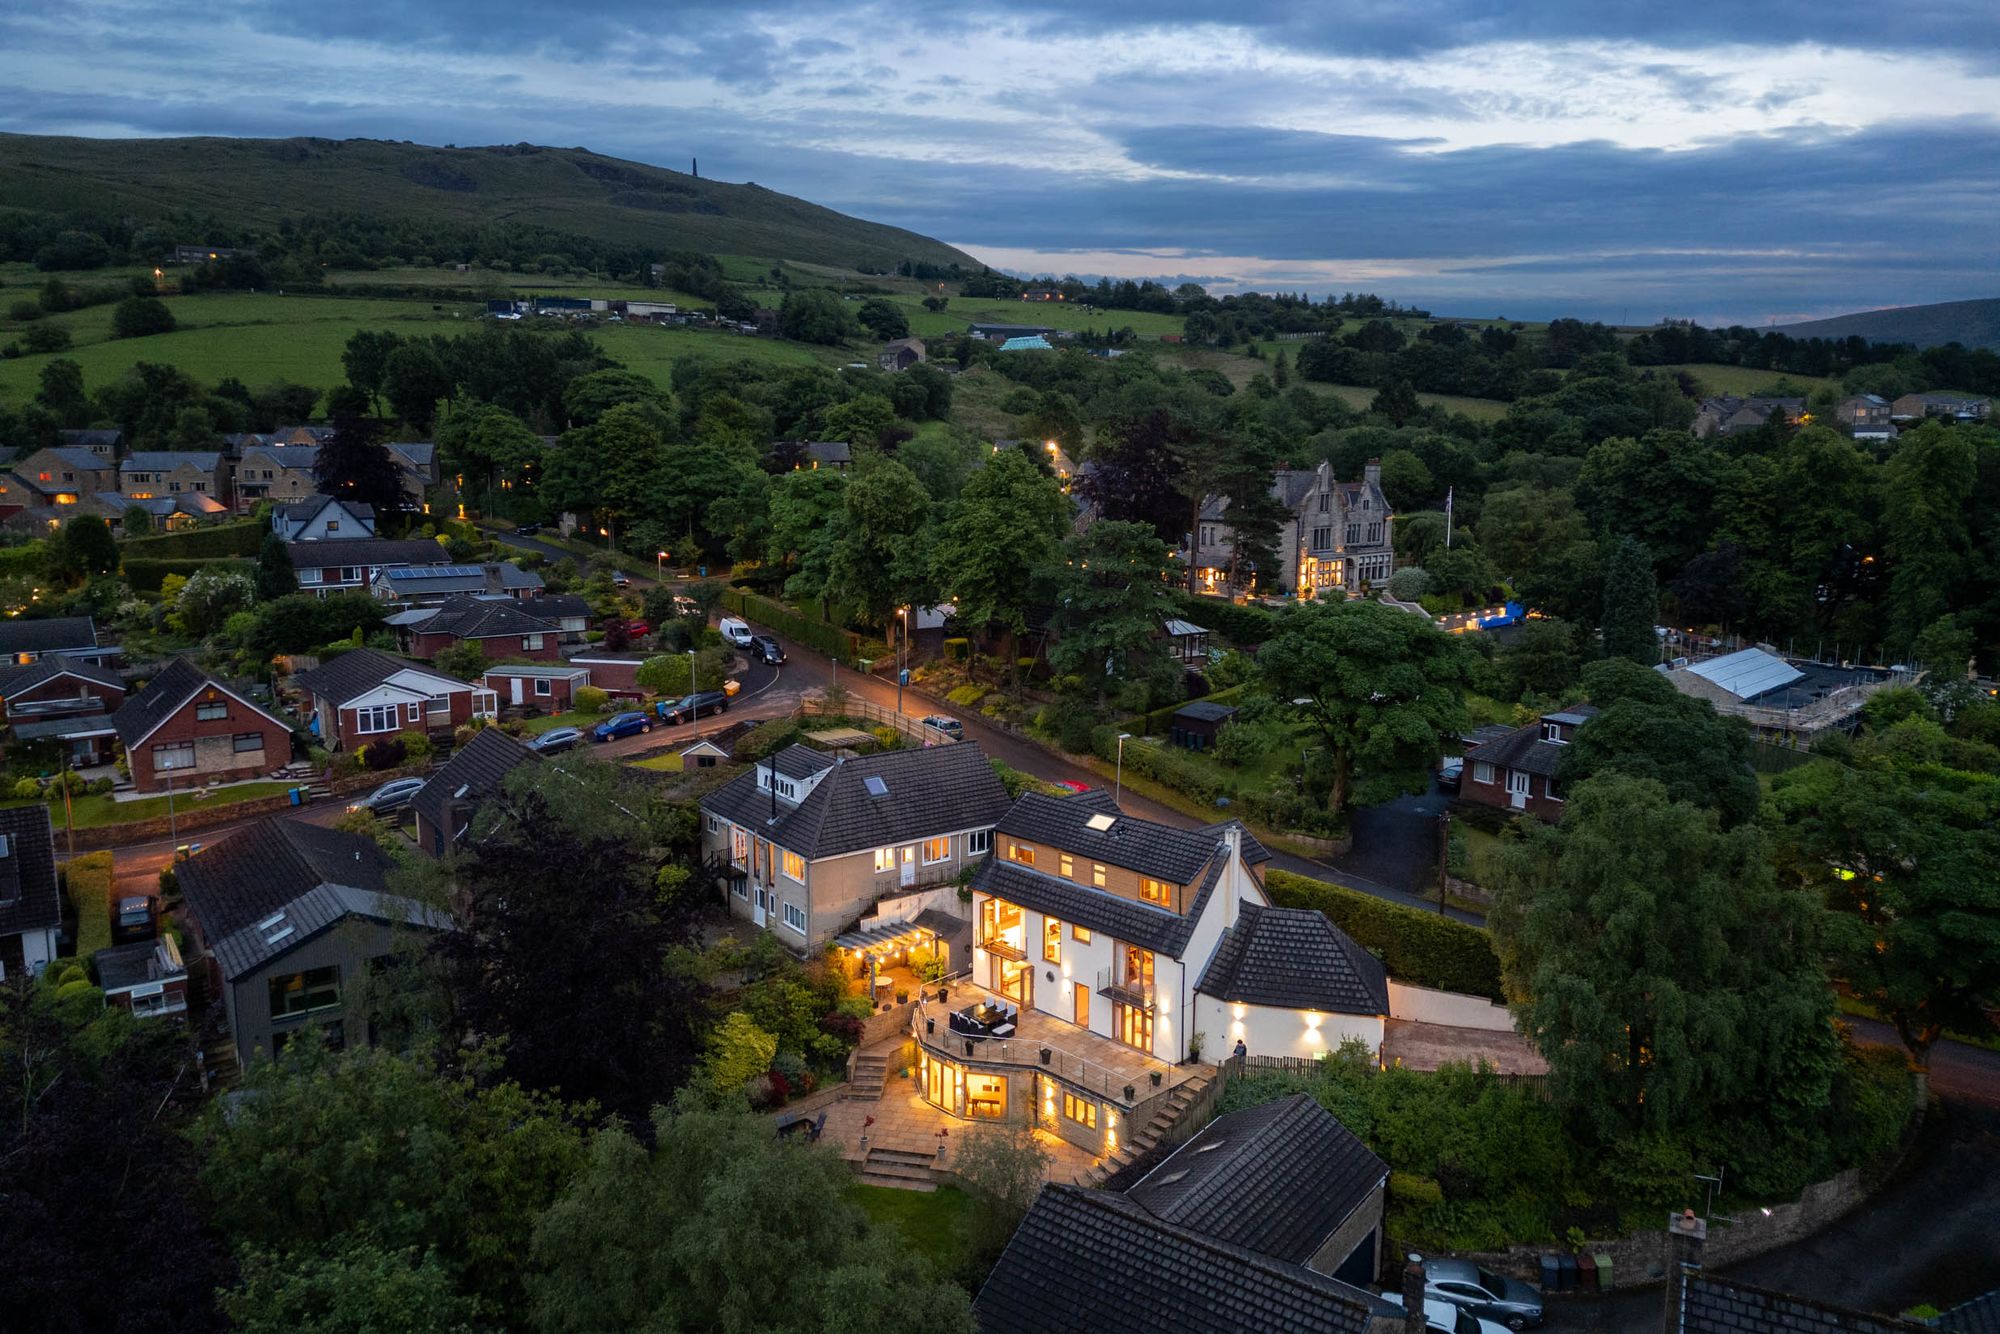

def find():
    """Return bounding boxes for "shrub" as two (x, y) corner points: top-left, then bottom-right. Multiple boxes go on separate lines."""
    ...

(707, 1012), (778, 1091)
(12, 777), (42, 800)
(1265, 868), (1503, 999)
(395, 731), (433, 762)
(944, 637), (970, 661)
(1387, 566), (1431, 602)
(574, 686), (609, 713)
(64, 850), (116, 958)
(121, 519), (266, 561)
(359, 736), (408, 771)
(124, 557), (254, 593)
(86, 776), (114, 796)
(720, 589), (868, 663)
(946, 684), (988, 707)
(1174, 592), (1276, 646)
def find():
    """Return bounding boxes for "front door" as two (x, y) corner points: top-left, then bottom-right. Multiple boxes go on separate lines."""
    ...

(899, 845), (915, 887)
(1506, 769), (1531, 809)
(752, 886), (768, 927)
(997, 957), (1032, 1007)
(510, 677), (524, 706)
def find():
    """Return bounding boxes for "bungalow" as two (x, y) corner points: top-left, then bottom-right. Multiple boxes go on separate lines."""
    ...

(483, 662), (591, 711)
(0, 656), (128, 767)
(289, 647), (497, 751)
(272, 496), (377, 542)
(287, 538), (454, 597)
(1459, 704), (1598, 820)
(109, 659), (296, 794)
(409, 726), (536, 857)
(698, 741), (1013, 950)
(520, 593), (592, 643)
(120, 451), (224, 503)
(877, 338), (926, 372)
(1890, 391), (1992, 422)
(0, 617), (104, 666)
(0, 805), (61, 981)
(371, 562), (545, 606)
(175, 818), (448, 1064)
(99, 492), (228, 529)
(562, 653), (647, 697)
(11, 447), (119, 505)
(399, 595), (561, 662)
(96, 935), (189, 1020)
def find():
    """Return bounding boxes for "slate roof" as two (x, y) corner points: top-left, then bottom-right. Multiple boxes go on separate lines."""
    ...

(385, 441), (436, 469)
(523, 593), (591, 622)
(111, 658), (286, 749)
(291, 647), (468, 707)
(37, 447), (115, 472)
(415, 594), (559, 642)
(121, 451), (220, 472)
(1197, 902), (1389, 1016)
(58, 429), (121, 450)
(378, 564), (545, 595)
(997, 790), (1238, 885)
(0, 616), (97, 657)
(972, 1184), (1377, 1334)
(275, 495), (375, 524)
(1933, 1290), (2000, 1334)
(1125, 1094), (1387, 1265)
(1175, 700), (1238, 724)
(0, 805), (60, 939)
(409, 727), (535, 843)
(0, 656), (124, 697)
(285, 538), (451, 570)
(1463, 706), (1598, 780)
(98, 492), (227, 517)
(701, 742), (1011, 860)
(1681, 1274), (1932, 1334)
(972, 855), (1194, 955)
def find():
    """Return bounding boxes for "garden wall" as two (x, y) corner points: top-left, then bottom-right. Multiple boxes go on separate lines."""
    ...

(64, 770), (402, 851)
(1387, 981), (1515, 1032)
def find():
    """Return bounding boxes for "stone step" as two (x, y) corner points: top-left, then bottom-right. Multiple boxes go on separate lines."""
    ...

(854, 1170), (937, 1192)
(868, 1147), (937, 1167)
(858, 1157), (937, 1183)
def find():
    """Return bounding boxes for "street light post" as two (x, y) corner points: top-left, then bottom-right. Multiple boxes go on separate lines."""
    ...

(165, 772), (178, 844)
(657, 550), (668, 582)
(689, 649), (698, 728)
(1115, 732), (1132, 810)
(896, 606), (909, 714)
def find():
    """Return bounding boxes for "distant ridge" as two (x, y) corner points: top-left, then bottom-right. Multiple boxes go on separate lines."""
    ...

(0, 133), (979, 272)
(1779, 298), (2000, 351)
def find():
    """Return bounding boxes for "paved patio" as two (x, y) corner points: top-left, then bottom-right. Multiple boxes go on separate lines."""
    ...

(913, 985), (1205, 1105)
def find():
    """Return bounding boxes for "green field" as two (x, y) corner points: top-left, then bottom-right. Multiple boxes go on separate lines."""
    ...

(891, 295), (1186, 340)
(1658, 363), (1841, 397)
(1165, 345), (1513, 421)
(322, 266), (720, 308)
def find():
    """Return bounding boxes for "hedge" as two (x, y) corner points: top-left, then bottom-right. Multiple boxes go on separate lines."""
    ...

(1090, 727), (1224, 805)
(123, 557), (254, 592)
(1173, 592), (1277, 646)
(722, 589), (884, 664)
(64, 850), (117, 960)
(1264, 867), (1504, 1000)
(0, 542), (47, 579)
(1134, 684), (1247, 738)
(121, 519), (265, 561)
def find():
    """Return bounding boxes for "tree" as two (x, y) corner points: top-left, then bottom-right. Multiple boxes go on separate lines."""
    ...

(856, 298), (910, 340)
(929, 447), (1070, 641)
(1767, 744), (2000, 1098)
(108, 294), (175, 339)
(1880, 422), (1978, 656)
(225, 1240), (478, 1334)
(951, 1121), (1053, 1261)
(1369, 379), (1421, 426)
(341, 330), (405, 415)
(51, 514), (117, 579)
(819, 393), (897, 450)
(382, 342), (455, 433)
(767, 469), (846, 607)
(526, 1094), (973, 1334)
(434, 760), (708, 1124)
(1377, 449), (1435, 510)
(435, 404), (544, 508)
(1045, 520), (1181, 705)
(122, 505), (152, 536)
(176, 567), (257, 635)
(825, 456), (934, 628)
(314, 416), (411, 524)
(34, 357), (89, 425)
(1598, 535), (1657, 663)
(537, 404), (669, 548)
(561, 369), (671, 428)
(196, 1038), (586, 1323)
(1558, 658), (1760, 828)
(777, 289), (854, 345)
(1490, 775), (1837, 1141)
(432, 639), (491, 681)
(256, 529), (299, 600)
(0, 969), (230, 1334)
(1489, 616), (1580, 701)
(635, 648), (726, 696)
(1258, 600), (1472, 816)
(247, 593), (387, 657)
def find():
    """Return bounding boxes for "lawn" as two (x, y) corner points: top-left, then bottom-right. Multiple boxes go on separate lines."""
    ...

(5, 780), (298, 831)
(846, 1182), (977, 1277)
(517, 709), (601, 736)
(1162, 345), (1512, 421)
(321, 266), (717, 306)
(630, 753), (684, 772)
(1658, 363), (1841, 397)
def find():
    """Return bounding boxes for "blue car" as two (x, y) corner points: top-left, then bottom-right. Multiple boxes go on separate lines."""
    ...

(591, 711), (653, 742)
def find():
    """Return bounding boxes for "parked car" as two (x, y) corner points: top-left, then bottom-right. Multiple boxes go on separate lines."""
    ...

(749, 634), (785, 665)
(1423, 1260), (1544, 1330)
(1436, 756), (1464, 794)
(347, 775), (427, 817)
(610, 570), (630, 587)
(656, 691), (731, 725)
(528, 726), (584, 755)
(920, 714), (964, 740)
(110, 895), (157, 945)
(513, 522), (541, 536)
(592, 711), (654, 742)
(718, 616), (753, 647)
(1381, 1294), (1508, 1334)
(1054, 779), (1093, 794)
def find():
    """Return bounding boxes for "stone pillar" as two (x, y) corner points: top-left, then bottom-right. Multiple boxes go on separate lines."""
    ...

(1660, 1209), (1708, 1332)
(1402, 1253), (1428, 1334)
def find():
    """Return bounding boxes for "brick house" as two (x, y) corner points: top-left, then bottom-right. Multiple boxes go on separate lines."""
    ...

(110, 659), (295, 794)
(0, 617), (105, 666)
(371, 562), (545, 606)
(287, 537), (454, 598)
(520, 593), (592, 643)
(483, 663), (591, 711)
(0, 656), (128, 767)
(289, 648), (496, 751)
(399, 595), (561, 662)
(1184, 459), (1394, 598)
(1459, 704), (1598, 821)
(0, 805), (61, 982)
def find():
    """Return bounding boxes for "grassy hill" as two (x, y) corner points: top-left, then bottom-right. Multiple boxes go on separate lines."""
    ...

(0, 133), (979, 273)
(1778, 298), (2000, 351)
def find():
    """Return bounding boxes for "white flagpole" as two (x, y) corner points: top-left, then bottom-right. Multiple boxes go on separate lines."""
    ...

(1444, 486), (1454, 549)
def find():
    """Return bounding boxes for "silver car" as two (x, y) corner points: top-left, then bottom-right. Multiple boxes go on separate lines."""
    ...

(1424, 1259), (1544, 1330)
(348, 775), (427, 816)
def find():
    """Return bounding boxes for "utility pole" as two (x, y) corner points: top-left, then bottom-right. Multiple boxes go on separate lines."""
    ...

(1436, 810), (1450, 915)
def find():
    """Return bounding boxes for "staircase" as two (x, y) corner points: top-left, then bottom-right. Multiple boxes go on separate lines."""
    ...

(855, 1145), (940, 1192)
(1081, 1072), (1213, 1188)
(197, 1035), (240, 1091)
(843, 1051), (890, 1101)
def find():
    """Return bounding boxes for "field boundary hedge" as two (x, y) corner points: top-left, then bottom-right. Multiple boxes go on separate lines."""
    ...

(121, 520), (265, 561)
(1264, 867), (1504, 1000)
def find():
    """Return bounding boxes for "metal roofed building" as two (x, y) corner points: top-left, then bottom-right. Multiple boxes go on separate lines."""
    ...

(1661, 646), (1890, 740)
(369, 562), (545, 605)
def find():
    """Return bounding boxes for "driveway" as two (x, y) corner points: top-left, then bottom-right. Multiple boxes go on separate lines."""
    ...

(1328, 787), (1453, 905)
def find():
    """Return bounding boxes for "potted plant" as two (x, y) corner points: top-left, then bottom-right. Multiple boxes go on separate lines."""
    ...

(1149, 1070), (1162, 1088)
(1188, 1030), (1205, 1062)
(1039, 1047), (1052, 1065)
(895, 987), (909, 1004)
(925, 1016), (935, 1035)
(1123, 1083), (1136, 1102)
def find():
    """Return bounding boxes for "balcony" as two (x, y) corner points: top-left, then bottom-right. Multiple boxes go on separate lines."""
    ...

(911, 986), (1197, 1107)
(1096, 966), (1156, 1011)
(978, 935), (1027, 962)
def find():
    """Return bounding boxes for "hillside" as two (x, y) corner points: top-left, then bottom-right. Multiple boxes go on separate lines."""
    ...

(1779, 298), (2000, 351)
(0, 133), (979, 273)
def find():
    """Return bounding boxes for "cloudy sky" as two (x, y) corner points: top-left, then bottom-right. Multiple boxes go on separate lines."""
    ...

(4, 1), (1996, 323)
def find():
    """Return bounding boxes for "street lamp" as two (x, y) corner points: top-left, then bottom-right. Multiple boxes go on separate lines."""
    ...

(689, 649), (698, 727)
(657, 550), (669, 581)
(1115, 733), (1132, 810)
(896, 606), (909, 714)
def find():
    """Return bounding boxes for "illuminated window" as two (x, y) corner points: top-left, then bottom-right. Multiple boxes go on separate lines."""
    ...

(922, 836), (950, 864)
(1059, 853), (1073, 880)
(1063, 1092), (1098, 1129)
(1140, 877), (1170, 904)
(967, 1073), (1007, 1119)
(874, 847), (896, 873)
(1043, 918), (1062, 963)
(1071, 924), (1092, 944)
(1092, 863), (1107, 888)
(1008, 842), (1035, 867)
(781, 850), (806, 882)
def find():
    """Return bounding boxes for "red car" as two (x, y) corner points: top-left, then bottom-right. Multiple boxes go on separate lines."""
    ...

(603, 618), (650, 637)
(1055, 780), (1093, 794)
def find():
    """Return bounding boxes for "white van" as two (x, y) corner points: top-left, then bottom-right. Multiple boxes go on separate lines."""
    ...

(718, 616), (754, 648)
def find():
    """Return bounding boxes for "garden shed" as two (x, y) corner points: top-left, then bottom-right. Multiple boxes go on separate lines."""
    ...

(1170, 700), (1237, 751)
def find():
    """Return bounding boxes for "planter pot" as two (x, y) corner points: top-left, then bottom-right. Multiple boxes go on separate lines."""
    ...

(1124, 1084), (1135, 1101)
(1039, 1048), (1052, 1065)
(1150, 1070), (1162, 1087)
(926, 1017), (935, 1035)
(964, 1040), (975, 1057)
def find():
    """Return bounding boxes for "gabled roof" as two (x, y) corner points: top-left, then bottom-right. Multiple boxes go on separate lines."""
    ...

(1933, 1290), (2000, 1334)
(971, 856), (1194, 955)
(121, 451), (220, 472)
(409, 727), (535, 842)
(385, 441), (436, 468)
(1464, 705), (1600, 780)
(1197, 901), (1389, 1016)
(1682, 1273), (1930, 1334)
(34, 447), (114, 471)
(0, 655), (124, 698)
(290, 647), (470, 707)
(997, 790), (1235, 886)
(523, 593), (591, 621)
(973, 1185), (1377, 1334)
(0, 616), (97, 656)
(1125, 1094), (1388, 1265)
(111, 658), (288, 750)
(415, 594), (559, 642)
(699, 742), (1010, 860)
(57, 429), (121, 449)
(275, 495), (375, 524)
(178, 818), (443, 980)
(377, 564), (545, 594)
(285, 538), (451, 569)
(1684, 647), (1804, 702)
(0, 804), (60, 939)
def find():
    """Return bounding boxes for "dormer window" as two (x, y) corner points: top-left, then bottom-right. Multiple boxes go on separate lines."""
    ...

(1542, 722), (1565, 743)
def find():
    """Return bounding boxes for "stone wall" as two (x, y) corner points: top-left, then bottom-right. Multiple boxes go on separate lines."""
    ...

(67, 769), (409, 851)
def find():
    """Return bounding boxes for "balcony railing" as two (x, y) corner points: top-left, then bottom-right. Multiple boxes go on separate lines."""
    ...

(1096, 966), (1156, 1011)
(977, 935), (1027, 962)
(911, 988), (1163, 1107)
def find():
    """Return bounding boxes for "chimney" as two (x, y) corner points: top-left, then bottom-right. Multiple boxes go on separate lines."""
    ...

(482, 563), (503, 594)
(1364, 457), (1383, 488)
(1401, 1253), (1427, 1334)
(1661, 1209), (1708, 1331)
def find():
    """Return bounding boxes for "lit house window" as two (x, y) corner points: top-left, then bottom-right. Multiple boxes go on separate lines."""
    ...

(1063, 1092), (1098, 1129)
(1092, 864), (1107, 888)
(1043, 918), (1062, 963)
(1008, 842), (1035, 867)
(922, 837), (950, 864)
(874, 847), (897, 873)
(1059, 853), (1074, 879)
(781, 850), (806, 882)
(1140, 877), (1170, 904)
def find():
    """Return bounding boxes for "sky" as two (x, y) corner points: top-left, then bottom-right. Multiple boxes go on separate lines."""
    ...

(3, 1), (1996, 324)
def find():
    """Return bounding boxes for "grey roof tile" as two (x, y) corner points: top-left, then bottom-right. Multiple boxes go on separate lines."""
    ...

(111, 658), (286, 749)
(1933, 1290), (2000, 1334)
(0, 656), (124, 697)
(0, 805), (59, 938)
(0, 616), (97, 657)
(1684, 1274), (1932, 1334)
(285, 538), (450, 569)
(1197, 901), (1389, 1016)
(700, 742), (1009, 860)
(998, 791), (1229, 885)
(971, 856), (1194, 956)
(415, 594), (560, 641)
(291, 647), (468, 708)
(409, 727), (535, 842)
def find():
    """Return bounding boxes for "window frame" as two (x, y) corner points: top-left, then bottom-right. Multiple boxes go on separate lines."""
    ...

(1091, 863), (1107, 888)
(195, 700), (228, 722)
(269, 964), (341, 1018)
(1062, 1091), (1098, 1129)
(1472, 760), (1495, 785)
(1140, 876), (1170, 905)
(873, 847), (897, 873)
(354, 704), (399, 735)
(1007, 841), (1035, 867)
(781, 849), (806, 883)
(534, 678), (553, 697)
(966, 829), (992, 856)
(231, 731), (264, 754)
(152, 739), (196, 772)
(1059, 852), (1074, 880)
(1042, 917), (1062, 964)
(921, 836), (950, 865)
(780, 900), (807, 934)
(1071, 924), (1092, 944)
